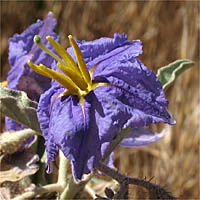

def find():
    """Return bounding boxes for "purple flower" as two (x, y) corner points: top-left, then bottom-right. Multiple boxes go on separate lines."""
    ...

(28, 33), (175, 181)
(119, 128), (166, 147)
(7, 12), (58, 101)
(6, 12), (58, 132)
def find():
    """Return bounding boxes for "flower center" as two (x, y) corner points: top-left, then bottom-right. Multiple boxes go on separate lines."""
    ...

(28, 35), (110, 99)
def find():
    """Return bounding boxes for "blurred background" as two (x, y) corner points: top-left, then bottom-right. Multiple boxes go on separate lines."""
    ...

(1, 1), (199, 199)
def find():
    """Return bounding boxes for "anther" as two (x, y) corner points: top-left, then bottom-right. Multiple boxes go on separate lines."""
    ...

(28, 60), (79, 95)
(68, 35), (92, 86)
(46, 36), (81, 76)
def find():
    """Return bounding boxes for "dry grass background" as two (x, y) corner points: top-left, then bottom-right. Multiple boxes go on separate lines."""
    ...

(0, 1), (199, 199)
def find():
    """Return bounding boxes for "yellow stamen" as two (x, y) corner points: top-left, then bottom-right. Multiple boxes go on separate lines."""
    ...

(46, 36), (82, 76)
(68, 35), (92, 86)
(39, 64), (80, 94)
(89, 62), (100, 78)
(27, 60), (51, 77)
(1, 81), (7, 87)
(28, 60), (79, 94)
(28, 35), (119, 125)
(30, 35), (117, 101)
(91, 82), (114, 91)
(57, 62), (87, 90)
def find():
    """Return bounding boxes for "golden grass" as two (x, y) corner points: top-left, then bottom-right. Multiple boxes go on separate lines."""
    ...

(1, 1), (199, 199)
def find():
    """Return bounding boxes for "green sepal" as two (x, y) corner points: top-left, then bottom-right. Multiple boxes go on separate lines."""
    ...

(157, 59), (195, 91)
(0, 84), (41, 132)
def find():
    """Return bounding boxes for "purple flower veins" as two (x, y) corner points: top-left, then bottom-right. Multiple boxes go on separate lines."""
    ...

(28, 33), (175, 181)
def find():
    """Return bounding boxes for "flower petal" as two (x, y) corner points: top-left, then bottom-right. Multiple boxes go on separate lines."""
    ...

(7, 12), (58, 96)
(5, 117), (26, 131)
(119, 128), (166, 147)
(92, 57), (175, 126)
(6, 12), (58, 133)
(37, 85), (121, 180)
(67, 33), (142, 66)
(93, 83), (175, 131)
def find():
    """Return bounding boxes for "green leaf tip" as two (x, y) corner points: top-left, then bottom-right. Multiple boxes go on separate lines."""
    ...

(157, 59), (195, 91)
(34, 35), (41, 43)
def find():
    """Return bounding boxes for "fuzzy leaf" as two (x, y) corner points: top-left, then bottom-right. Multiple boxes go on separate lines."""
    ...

(157, 59), (195, 91)
(0, 84), (41, 132)
(0, 150), (39, 184)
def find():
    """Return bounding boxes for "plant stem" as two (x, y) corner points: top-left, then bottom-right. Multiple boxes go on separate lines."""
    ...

(58, 150), (70, 187)
(102, 128), (131, 162)
(12, 184), (63, 200)
(60, 173), (93, 200)
(97, 162), (177, 200)
(85, 185), (97, 199)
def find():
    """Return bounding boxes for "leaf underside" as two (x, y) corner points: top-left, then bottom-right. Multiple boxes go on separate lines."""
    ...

(157, 59), (195, 91)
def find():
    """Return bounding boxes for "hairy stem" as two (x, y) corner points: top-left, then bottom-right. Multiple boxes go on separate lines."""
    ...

(97, 162), (177, 200)
(12, 184), (63, 200)
(60, 173), (93, 200)
(59, 129), (131, 199)
(85, 185), (97, 199)
(58, 150), (70, 187)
